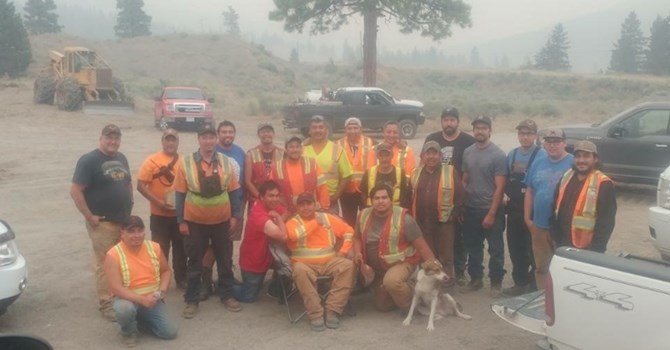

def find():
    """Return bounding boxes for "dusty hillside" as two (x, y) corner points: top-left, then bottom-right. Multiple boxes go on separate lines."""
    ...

(26, 33), (670, 129)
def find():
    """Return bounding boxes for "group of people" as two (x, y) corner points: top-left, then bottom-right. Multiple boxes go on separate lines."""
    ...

(69, 107), (617, 346)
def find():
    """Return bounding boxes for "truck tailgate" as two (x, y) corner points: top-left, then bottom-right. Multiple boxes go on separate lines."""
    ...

(491, 290), (546, 336)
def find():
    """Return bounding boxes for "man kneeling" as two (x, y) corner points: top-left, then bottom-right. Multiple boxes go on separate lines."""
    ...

(286, 192), (356, 331)
(105, 215), (177, 347)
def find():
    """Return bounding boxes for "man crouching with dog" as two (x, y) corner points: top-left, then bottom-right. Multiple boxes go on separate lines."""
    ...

(352, 184), (439, 312)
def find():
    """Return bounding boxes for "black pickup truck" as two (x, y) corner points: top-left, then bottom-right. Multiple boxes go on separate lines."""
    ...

(542, 102), (670, 184)
(282, 87), (425, 139)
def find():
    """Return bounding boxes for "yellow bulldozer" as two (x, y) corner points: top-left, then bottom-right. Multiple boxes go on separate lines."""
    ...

(33, 47), (134, 115)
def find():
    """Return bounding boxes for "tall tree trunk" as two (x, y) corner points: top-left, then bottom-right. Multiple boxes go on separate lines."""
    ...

(362, 1), (377, 87)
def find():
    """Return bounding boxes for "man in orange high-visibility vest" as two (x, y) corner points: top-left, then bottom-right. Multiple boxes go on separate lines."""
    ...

(105, 216), (177, 347)
(552, 140), (616, 253)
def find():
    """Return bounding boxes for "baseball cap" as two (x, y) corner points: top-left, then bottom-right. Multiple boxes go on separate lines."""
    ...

(285, 136), (302, 147)
(573, 140), (598, 154)
(197, 123), (217, 136)
(543, 128), (566, 140)
(516, 119), (538, 133)
(257, 122), (274, 133)
(121, 215), (145, 231)
(296, 192), (316, 204)
(376, 142), (393, 154)
(441, 106), (459, 119)
(422, 140), (441, 154)
(471, 115), (492, 127)
(101, 124), (121, 136)
(344, 117), (362, 127)
(162, 128), (178, 139)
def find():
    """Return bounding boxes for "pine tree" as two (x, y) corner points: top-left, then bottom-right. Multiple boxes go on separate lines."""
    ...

(609, 12), (646, 74)
(23, 0), (61, 34)
(289, 48), (299, 63)
(645, 15), (670, 76)
(222, 6), (240, 36)
(534, 23), (571, 71)
(0, 0), (32, 77)
(114, 0), (151, 38)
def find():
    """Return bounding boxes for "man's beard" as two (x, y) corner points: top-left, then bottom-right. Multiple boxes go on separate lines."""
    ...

(443, 127), (456, 136)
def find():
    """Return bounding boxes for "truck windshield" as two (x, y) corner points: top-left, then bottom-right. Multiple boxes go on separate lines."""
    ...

(164, 89), (205, 100)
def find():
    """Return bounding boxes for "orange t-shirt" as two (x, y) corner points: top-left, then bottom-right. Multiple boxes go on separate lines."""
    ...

(107, 240), (162, 296)
(137, 151), (179, 217)
(392, 144), (416, 176)
(285, 161), (330, 210)
(285, 213), (353, 265)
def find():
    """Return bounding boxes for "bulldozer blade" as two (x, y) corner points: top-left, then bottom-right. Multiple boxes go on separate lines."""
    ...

(83, 101), (135, 116)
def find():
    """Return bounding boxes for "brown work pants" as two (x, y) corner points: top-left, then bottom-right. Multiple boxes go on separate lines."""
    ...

(372, 262), (417, 311)
(86, 221), (121, 312)
(419, 221), (455, 278)
(529, 225), (555, 290)
(292, 257), (355, 321)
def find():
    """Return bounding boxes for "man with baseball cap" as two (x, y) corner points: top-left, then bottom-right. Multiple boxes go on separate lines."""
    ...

(360, 142), (412, 209)
(552, 141), (616, 252)
(523, 127), (573, 290)
(71, 124), (133, 321)
(105, 215), (177, 347)
(423, 106), (475, 285)
(502, 120), (546, 296)
(285, 192), (355, 331)
(410, 140), (465, 277)
(136, 128), (186, 291)
(461, 116), (508, 297)
(245, 122), (284, 210)
(337, 117), (377, 226)
(174, 123), (243, 318)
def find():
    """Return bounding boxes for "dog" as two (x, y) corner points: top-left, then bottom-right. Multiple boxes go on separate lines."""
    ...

(402, 261), (472, 331)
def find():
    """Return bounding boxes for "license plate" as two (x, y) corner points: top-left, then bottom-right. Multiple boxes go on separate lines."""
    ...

(186, 117), (195, 122)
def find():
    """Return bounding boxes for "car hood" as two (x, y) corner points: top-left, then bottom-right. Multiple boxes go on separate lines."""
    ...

(395, 99), (424, 108)
(163, 98), (208, 104)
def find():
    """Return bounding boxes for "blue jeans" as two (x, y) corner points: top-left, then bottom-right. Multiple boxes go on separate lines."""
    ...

(232, 270), (265, 303)
(463, 207), (506, 282)
(113, 297), (177, 339)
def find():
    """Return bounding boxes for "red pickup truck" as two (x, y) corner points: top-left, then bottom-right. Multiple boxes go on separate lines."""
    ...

(154, 86), (214, 130)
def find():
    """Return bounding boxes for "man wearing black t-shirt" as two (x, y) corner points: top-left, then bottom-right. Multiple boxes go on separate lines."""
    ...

(70, 124), (133, 322)
(423, 107), (475, 285)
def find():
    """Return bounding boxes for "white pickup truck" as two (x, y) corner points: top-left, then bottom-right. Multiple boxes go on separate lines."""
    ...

(649, 165), (670, 260)
(491, 247), (670, 350)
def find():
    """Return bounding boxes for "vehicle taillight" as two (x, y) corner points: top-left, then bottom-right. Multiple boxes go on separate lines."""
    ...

(545, 272), (555, 326)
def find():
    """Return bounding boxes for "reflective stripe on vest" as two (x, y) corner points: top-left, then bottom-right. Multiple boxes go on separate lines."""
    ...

(396, 146), (407, 171)
(114, 241), (160, 295)
(359, 207), (417, 268)
(555, 169), (610, 249)
(366, 165), (402, 206)
(314, 142), (342, 182)
(291, 212), (336, 258)
(338, 136), (375, 183)
(182, 152), (232, 208)
(411, 165), (455, 222)
(248, 147), (284, 185)
(274, 158), (320, 210)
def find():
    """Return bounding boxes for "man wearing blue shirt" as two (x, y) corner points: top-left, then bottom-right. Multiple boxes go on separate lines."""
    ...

(524, 128), (573, 290)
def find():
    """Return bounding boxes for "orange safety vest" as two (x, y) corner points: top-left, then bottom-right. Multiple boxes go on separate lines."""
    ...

(358, 206), (420, 269)
(366, 165), (402, 206)
(411, 164), (455, 222)
(247, 146), (284, 188)
(337, 136), (376, 193)
(555, 169), (612, 249)
(111, 240), (161, 295)
(272, 157), (319, 213)
(287, 212), (338, 263)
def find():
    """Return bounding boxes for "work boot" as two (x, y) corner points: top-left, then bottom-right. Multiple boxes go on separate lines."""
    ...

(461, 278), (483, 293)
(101, 308), (117, 322)
(221, 297), (243, 312)
(121, 333), (138, 348)
(182, 303), (198, 319)
(502, 284), (528, 297)
(325, 310), (340, 329)
(455, 271), (468, 287)
(490, 281), (503, 298)
(310, 318), (326, 332)
(200, 268), (214, 301)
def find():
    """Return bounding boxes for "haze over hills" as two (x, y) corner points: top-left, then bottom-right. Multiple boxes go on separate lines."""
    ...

(13, 0), (670, 72)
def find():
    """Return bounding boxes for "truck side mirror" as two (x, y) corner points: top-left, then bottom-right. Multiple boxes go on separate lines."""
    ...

(208, 97), (215, 103)
(608, 126), (626, 138)
(153, 96), (161, 102)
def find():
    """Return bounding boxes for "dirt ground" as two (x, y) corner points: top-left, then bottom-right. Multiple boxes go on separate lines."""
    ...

(0, 80), (659, 350)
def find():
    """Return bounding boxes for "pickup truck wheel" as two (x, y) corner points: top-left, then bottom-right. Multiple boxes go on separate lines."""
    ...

(398, 119), (417, 139)
(662, 253), (670, 262)
(300, 127), (310, 137)
(158, 117), (170, 131)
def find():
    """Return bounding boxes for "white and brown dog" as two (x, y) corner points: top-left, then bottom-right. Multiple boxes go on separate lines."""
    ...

(402, 260), (472, 331)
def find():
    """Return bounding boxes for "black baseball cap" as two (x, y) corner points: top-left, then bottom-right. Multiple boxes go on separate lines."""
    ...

(441, 107), (459, 119)
(197, 124), (217, 136)
(296, 192), (316, 204)
(121, 215), (145, 231)
(471, 115), (492, 128)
